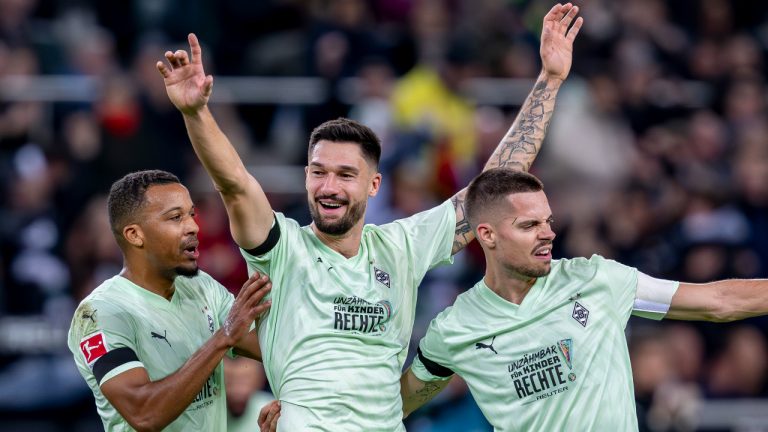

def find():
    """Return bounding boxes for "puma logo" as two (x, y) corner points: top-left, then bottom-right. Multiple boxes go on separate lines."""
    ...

(475, 336), (498, 354)
(82, 309), (97, 323)
(151, 330), (172, 348)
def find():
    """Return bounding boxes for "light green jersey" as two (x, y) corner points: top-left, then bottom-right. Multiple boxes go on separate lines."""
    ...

(67, 272), (235, 431)
(412, 255), (679, 432)
(241, 200), (455, 431)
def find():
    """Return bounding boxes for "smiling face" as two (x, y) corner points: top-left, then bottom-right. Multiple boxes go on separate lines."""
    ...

(478, 191), (556, 279)
(305, 140), (381, 236)
(129, 183), (200, 279)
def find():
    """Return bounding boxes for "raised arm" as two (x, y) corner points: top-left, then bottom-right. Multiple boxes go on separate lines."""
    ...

(451, 3), (582, 254)
(400, 367), (452, 418)
(666, 280), (768, 322)
(100, 273), (271, 431)
(157, 34), (274, 250)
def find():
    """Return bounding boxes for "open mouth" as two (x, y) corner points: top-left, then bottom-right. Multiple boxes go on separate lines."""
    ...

(533, 245), (552, 260)
(182, 241), (199, 259)
(317, 198), (348, 214)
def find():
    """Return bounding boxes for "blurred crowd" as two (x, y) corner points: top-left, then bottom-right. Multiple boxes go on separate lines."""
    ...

(1, 0), (768, 430)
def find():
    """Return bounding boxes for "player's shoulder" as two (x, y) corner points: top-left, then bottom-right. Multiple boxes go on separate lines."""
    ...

(175, 270), (230, 298)
(552, 254), (610, 274)
(429, 282), (485, 328)
(365, 200), (453, 236)
(553, 254), (635, 284)
(78, 275), (130, 309)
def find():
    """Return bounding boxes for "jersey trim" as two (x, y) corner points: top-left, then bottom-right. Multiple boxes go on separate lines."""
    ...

(93, 347), (139, 383)
(244, 216), (281, 256)
(417, 347), (454, 378)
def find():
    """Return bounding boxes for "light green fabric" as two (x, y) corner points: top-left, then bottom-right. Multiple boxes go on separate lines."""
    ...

(243, 200), (455, 431)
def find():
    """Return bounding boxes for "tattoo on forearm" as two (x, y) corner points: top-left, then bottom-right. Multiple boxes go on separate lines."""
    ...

(487, 79), (556, 172)
(452, 195), (473, 254)
(413, 381), (445, 404)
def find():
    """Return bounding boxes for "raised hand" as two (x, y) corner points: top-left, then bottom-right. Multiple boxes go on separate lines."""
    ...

(156, 33), (214, 115)
(221, 272), (272, 347)
(540, 3), (583, 81)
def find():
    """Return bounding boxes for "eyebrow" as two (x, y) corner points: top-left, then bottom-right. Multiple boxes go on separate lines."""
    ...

(309, 162), (360, 173)
(513, 215), (554, 225)
(160, 205), (195, 216)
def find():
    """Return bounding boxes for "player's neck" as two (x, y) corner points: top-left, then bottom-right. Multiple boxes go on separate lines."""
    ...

(483, 266), (536, 305)
(311, 223), (364, 259)
(120, 264), (176, 301)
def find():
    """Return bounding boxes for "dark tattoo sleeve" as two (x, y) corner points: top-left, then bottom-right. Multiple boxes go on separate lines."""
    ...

(485, 79), (557, 172)
(450, 76), (560, 255)
(452, 194), (473, 255)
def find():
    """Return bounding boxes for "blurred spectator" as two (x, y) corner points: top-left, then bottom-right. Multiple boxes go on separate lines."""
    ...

(224, 356), (274, 432)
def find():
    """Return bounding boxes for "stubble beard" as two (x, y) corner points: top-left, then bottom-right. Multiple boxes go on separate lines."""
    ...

(174, 265), (200, 277)
(308, 198), (367, 236)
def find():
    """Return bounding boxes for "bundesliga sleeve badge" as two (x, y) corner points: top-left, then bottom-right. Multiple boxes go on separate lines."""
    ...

(80, 331), (109, 365)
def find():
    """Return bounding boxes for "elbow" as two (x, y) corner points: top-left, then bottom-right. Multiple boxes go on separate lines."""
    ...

(123, 408), (169, 432)
(129, 416), (165, 432)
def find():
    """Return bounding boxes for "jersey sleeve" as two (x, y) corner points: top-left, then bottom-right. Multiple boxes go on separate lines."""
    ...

(239, 213), (284, 276)
(410, 310), (455, 382)
(588, 255), (639, 325)
(389, 200), (456, 279)
(632, 272), (679, 320)
(68, 299), (143, 387)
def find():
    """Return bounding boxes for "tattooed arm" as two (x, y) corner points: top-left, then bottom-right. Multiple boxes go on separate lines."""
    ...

(451, 3), (583, 254)
(401, 367), (452, 418)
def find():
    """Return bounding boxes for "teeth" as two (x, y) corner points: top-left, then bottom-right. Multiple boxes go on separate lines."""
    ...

(320, 201), (342, 208)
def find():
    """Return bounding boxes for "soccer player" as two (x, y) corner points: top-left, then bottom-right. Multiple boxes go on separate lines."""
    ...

(67, 170), (272, 431)
(400, 168), (768, 431)
(156, 4), (582, 429)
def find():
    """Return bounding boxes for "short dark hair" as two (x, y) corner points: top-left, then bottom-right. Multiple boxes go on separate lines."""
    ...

(107, 170), (181, 238)
(465, 168), (544, 229)
(308, 118), (381, 168)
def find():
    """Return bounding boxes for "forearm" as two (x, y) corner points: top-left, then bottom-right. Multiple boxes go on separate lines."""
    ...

(111, 331), (231, 431)
(668, 280), (768, 322)
(233, 329), (262, 362)
(400, 367), (451, 419)
(450, 72), (562, 254)
(182, 106), (250, 195)
(484, 70), (562, 172)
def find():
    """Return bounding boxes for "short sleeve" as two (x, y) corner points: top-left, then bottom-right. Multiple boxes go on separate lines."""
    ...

(240, 213), (289, 276)
(388, 200), (456, 278)
(411, 311), (455, 382)
(588, 255), (639, 325)
(68, 300), (143, 386)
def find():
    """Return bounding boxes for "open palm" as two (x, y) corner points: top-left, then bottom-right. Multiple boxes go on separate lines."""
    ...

(540, 3), (583, 81)
(156, 33), (214, 115)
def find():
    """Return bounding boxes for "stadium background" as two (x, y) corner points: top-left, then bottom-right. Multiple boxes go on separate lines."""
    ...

(1, 0), (768, 430)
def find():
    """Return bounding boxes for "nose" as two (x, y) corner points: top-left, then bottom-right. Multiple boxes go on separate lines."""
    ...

(186, 214), (200, 235)
(539, 223), (556, 241)
(318, 174), (341, 195)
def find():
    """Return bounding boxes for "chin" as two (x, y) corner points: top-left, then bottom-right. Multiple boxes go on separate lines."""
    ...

(175, 265), (200, 277)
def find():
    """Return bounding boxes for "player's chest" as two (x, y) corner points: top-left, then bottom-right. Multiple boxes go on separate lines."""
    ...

(135, 299), (218, 362)
(280, 253), (408, 336)
(459, 294), (622, 398)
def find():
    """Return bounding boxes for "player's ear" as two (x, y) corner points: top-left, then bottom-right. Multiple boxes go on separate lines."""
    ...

(368, 172), (382, 197)
(476, 223), (495, 248)
(123, 223), (144, 248)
